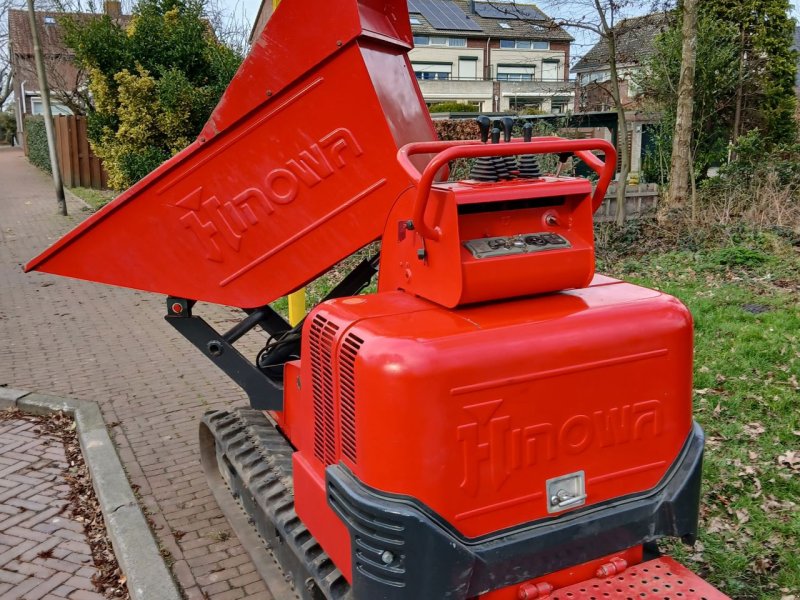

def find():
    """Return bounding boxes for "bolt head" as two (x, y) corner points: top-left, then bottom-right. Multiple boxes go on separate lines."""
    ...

(380, 551), (394, 564)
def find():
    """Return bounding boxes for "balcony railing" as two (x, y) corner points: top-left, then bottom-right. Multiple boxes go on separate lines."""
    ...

(414, 75), (577, 84)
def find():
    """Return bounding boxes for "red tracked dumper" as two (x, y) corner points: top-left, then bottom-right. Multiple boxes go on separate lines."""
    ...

(26, 1), (731, 598)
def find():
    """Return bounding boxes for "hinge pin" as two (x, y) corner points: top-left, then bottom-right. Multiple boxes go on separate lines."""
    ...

(596, 557), (629, 578)
(517, 581), (552, 599)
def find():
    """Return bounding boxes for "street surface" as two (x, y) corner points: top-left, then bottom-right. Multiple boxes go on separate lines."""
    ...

(0, 146), (272, 599)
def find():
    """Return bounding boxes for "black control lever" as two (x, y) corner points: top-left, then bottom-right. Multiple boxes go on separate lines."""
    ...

(501, 117), (518, 175)
(476, 115), (491, 143)
(491, 122), (511, 180)
(501, 117), (514, 143)
(470, 116), (497, 181)
(518, 122), (541, 179)
(555, 151), (573, 177)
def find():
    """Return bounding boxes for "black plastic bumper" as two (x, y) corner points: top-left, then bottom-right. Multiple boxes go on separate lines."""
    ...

(326, 422), (704, 600)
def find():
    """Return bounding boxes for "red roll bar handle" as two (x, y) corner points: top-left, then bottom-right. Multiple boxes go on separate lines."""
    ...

(397, 137), (617, 241)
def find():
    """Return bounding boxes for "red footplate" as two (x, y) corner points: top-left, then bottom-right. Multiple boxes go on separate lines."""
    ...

(549, 557), (730, 599)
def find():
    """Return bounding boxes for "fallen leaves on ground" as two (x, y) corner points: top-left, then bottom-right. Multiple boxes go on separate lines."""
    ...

(1, 408), (130, 599)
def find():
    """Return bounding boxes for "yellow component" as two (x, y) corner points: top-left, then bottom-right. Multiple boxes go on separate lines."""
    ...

(272, 0), (280, 8)
(288, 289), (306, 326)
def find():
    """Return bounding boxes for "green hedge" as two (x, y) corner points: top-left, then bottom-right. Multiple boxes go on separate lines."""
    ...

(0, 111), (16, 144)
(25, 116), (51, 174)
(428, 101), (479, 113)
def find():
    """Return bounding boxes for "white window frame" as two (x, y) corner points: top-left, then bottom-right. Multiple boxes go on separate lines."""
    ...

(413, 36), (467, 48)
(499, 39), (550, 50)
(412, 62), (453, 81)
(30, 97), (73, 116)
(497, 65), (536, 82)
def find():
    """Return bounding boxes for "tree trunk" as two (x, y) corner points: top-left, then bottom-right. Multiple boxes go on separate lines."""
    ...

(665, 0), (697, 211)
(606, 34), (629, 226)
(732, 27), (745, 146)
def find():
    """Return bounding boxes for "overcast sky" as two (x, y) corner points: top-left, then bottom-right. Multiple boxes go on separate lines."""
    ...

(225, 0), (800, 63)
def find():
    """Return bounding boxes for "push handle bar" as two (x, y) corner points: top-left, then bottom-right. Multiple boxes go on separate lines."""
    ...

(397, 137), (617, 241)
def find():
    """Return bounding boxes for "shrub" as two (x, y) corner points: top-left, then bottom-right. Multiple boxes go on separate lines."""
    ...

(0, 111), (17, 144)
(63, 0), (242, 190)
(433, 119), (479, 141)
(24, 117), (51, 173)
(428, 101), (479, 113)
(711, 246), (770, 267)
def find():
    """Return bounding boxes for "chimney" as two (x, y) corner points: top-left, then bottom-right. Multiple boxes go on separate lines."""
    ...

(104, 0), (122, 18)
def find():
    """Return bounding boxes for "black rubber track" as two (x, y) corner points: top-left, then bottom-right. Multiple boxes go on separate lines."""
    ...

(200, 409), (352, 600)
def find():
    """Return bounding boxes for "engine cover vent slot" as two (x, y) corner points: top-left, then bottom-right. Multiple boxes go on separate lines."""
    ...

(339, 333), (363, 463)
(309, 315), (339, 465)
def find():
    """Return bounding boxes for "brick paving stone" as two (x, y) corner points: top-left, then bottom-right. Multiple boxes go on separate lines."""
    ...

(0, 418), (100, 600)
(0, 146), (273, 599)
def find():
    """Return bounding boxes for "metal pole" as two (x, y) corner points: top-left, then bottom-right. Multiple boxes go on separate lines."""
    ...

(25, 0), (67, 216)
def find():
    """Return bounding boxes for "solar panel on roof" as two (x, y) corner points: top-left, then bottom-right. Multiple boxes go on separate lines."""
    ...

(407, 0), (482, 31)
(473, 2), (547, 21)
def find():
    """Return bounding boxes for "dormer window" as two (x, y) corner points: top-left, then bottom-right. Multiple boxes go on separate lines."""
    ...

(410, 17), (421, 25)
(499, 22), (511, 29)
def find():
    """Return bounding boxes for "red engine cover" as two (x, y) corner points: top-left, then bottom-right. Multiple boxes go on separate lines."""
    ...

(289, 275), (693, 567)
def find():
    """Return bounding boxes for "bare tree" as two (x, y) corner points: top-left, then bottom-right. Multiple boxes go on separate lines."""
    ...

(203, 0), (251, 56)
(664, 0), (697, 211)
(0, 0), (20, 109)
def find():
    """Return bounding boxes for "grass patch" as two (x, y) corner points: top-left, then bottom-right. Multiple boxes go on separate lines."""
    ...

(599, 225), (800, 599)
(69, 186), (116, 210)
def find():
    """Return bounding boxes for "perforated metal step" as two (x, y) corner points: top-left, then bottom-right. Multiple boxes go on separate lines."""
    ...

(549, 557), (730, 600)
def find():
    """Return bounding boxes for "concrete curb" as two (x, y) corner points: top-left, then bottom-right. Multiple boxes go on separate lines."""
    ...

(0, 387), (182, 600)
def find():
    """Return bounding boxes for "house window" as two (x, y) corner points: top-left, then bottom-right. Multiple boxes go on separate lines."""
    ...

(413, 36), (466, 47)
(410, 17), (421, 25)
(30, 97), (73, 116)
(541, 60), (560, 80)
(582, 71), (611, 84)
(497, 65), (535, 81)
(509, 97), (542, 111)
(551, 100), (569, 113)
(499, 22), (511, 29)
(499, 40), (549, 50)
(412, 62), (452, 80)
(458, 58), (478, 80)
(44, 16), (56, 24)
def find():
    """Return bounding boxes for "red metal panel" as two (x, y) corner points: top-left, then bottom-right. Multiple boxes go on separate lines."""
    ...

(293, 278), (694, 538)
(25, 0), (435, 309)
(548, 557), (730, 599)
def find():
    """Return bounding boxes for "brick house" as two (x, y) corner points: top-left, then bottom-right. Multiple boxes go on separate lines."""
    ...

(571, 13), (669, 113)
(8, 1), (130, 145)
(249, 0), (574, 114)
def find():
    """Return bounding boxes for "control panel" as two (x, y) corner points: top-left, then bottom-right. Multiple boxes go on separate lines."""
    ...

(464, 232), (571, 259)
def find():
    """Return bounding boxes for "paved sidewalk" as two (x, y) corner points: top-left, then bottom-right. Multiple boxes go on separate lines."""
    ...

(0, 147), (271, 599)
(0, 415), (102, 600)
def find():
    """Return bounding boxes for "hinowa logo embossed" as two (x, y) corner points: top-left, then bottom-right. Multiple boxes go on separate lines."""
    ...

(456, 399), (663, 496)
(172, 128), (363, 263)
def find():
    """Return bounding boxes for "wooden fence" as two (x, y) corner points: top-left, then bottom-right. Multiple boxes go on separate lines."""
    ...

(595, 183), (660, 222)
(53, 115), (108, 190)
